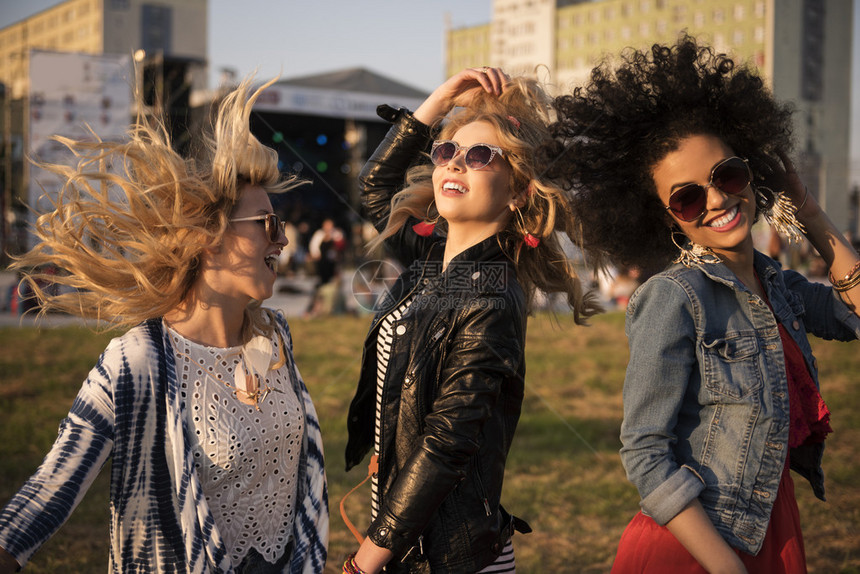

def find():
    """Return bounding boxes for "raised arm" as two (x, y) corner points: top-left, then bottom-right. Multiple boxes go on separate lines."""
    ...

(779, 153), (860, 313)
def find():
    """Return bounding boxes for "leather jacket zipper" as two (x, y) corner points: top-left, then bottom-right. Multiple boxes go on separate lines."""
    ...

(410, 322), (447, 428)
(473, 455), (492, 516)
(401, 534), (425, 562)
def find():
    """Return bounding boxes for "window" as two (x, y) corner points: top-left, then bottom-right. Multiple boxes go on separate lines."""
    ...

(801, 0), (825, 101)
(141, 4), (172, 54)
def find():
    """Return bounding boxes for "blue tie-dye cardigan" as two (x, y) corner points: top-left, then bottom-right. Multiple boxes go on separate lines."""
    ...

(0, 316), (328, 573)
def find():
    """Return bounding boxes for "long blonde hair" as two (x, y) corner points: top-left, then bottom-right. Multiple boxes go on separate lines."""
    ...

(370, 77), (601, 323)
(13, 76), (301, 337)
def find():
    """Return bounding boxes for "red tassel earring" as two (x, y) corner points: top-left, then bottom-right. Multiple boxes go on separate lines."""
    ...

(514, 205), (540, 248)
(412, 220), (435, 236)
(412, 200), (438, 236)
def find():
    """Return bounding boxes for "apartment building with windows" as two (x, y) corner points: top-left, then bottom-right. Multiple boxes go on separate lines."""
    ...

(0, 0), (207, 98)
(446, 0), (855, 234)
(0, 0), (208, 259)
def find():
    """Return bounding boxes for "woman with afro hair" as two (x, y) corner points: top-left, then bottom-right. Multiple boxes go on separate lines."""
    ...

(541, 35), (860, 573)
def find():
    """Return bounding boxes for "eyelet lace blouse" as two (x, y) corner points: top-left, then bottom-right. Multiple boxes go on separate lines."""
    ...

(166, 324), (304, 567)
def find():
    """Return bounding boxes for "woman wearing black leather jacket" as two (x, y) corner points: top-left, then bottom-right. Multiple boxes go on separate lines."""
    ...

(343, 69), (601, 574)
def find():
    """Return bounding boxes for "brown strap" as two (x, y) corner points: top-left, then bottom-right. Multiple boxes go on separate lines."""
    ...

(340, 454), (378, 545)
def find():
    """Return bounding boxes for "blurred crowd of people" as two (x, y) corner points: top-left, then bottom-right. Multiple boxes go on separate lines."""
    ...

(4, 218), (858, 317)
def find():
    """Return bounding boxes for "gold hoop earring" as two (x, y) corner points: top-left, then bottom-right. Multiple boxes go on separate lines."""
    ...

(412, 200), (439, 237)
(514, 206), (540, 248)
(671, 230), (720, 268)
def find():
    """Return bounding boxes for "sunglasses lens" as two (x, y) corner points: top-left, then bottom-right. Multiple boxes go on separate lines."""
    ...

(431, 142), (457, 166)
(669, 185), (708, 221)
(464, 145), (494, 169)
(712, 159), (751, 195)
(266, 214), (281, 242)
(667, 158), (751, 221)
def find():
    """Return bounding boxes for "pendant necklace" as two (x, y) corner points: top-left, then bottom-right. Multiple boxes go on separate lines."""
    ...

(171, 332), (281, 412)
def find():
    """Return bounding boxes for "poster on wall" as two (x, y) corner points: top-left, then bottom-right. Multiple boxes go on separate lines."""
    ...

(27, 50), (132, 248)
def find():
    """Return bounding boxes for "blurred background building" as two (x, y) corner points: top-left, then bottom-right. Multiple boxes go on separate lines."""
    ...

(1, 0), (856, 269)
(0, 0), (426, 264)
(447, 0), (857, 238)
(0, 0), (207, 259)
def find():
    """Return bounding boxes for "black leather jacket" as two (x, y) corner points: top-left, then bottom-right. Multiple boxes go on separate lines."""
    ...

(345, 106), (530, 573)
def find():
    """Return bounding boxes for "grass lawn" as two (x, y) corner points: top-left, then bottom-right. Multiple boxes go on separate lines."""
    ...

(0, 312), (858, 573)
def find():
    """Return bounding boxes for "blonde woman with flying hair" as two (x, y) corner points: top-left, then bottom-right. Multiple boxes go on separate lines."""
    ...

(342, 68), (600, 574)
(0, 78), (328, 573)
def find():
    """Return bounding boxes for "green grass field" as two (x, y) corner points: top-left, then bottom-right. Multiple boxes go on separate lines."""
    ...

(1, 313), (858, 573)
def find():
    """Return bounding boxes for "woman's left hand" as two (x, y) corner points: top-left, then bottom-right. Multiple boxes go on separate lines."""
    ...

(773, 152), (860, 312)
(775, 150), (818, 220)
(413, 67), (510, 126)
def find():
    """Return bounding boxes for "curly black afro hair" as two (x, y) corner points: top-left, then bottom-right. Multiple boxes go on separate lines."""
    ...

(538, 34), (795, 272)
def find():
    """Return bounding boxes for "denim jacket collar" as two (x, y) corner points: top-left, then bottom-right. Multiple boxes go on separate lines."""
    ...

(689, 252), (793, 326)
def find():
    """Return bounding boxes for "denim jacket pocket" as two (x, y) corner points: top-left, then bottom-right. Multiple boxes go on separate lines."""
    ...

(700, 333), (761, 400)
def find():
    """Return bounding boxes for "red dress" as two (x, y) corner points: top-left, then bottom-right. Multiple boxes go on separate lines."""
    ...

(612, 310), (832, 574)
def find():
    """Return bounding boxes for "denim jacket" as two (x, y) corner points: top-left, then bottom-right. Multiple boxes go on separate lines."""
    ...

(619, 250), (860, 555)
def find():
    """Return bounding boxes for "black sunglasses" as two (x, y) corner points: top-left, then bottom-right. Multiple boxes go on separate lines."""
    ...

(230, 213), (285, 242)
(430, 140), (505, 170)
(665, 156), (752, 222)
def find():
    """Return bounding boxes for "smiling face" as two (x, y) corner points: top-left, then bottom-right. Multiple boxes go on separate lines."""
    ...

(431, 120), (519, 240)
(652, 134), (756, 262)
(202, 184), (286, 304)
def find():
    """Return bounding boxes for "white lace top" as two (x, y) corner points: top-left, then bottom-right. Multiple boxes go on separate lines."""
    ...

(166, 324), (304, 567)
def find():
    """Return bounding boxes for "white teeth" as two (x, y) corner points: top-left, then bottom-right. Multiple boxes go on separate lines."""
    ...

(264, 255), (277, 270)
(708, 205), (738, 228)
(443, 181), (467, 193)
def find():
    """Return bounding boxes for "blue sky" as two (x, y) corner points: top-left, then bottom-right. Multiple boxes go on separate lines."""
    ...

(0, 0), (491, 92)
(3, 0), (860, 181)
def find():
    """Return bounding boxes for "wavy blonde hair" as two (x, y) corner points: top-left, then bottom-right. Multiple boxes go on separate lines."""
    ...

(13, 77), (301, 338)
(370, 77), (601, 323)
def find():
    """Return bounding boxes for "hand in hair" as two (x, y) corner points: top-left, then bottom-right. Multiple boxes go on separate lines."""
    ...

(414, 67), (510, 126)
